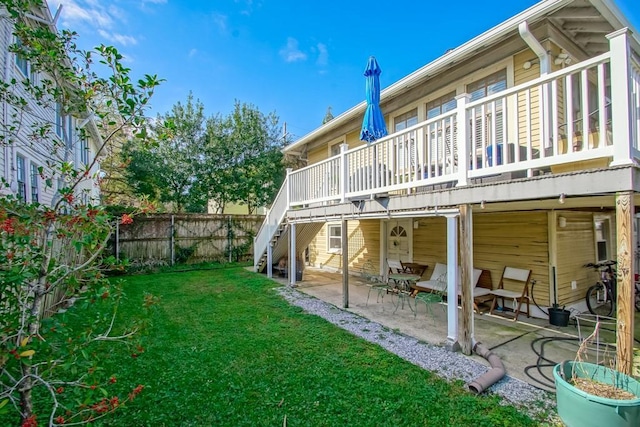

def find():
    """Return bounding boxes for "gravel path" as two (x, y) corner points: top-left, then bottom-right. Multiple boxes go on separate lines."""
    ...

(277, 285), (559, 424)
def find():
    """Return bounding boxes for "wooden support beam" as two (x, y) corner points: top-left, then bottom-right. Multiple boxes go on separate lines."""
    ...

(342, 219), (349, 308)
(616, 191), (635, 375)
(459, 204), (474, 355)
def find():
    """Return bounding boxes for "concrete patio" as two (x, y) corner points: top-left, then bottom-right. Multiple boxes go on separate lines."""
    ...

(268, 266), (639, 390)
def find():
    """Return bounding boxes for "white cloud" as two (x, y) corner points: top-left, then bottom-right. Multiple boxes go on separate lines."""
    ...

(98, 29), (138, 46)
(211, 13), (228, 34)
(188, 48), (198, 58)
(279, 38), (307, 63)
(316, 43), (328, 66)
(56, 0), (115, 29)
(55, 0), (149, 47)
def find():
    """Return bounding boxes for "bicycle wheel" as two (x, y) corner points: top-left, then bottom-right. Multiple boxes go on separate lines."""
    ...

(586, 283), (613, 317)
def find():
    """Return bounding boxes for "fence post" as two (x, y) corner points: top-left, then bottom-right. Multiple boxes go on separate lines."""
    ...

(115, 221), (120, 261)
(170, 214), (175, 266)
(228, 215), (232, 263)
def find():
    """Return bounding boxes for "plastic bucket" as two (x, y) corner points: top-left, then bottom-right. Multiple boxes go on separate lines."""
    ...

(553, 361), (640, 427)
(549, 307), (570, 327)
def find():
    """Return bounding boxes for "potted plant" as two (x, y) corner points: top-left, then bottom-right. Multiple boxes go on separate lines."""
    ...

(553, 322), (640, 427)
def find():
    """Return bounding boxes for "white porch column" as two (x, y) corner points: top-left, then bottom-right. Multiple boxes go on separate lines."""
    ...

(289, 222), (296, 286)
(607, 28), (634, 166)
(445, 214), (460, 351)
(342, 219), (349, 308)
(455, 94), (470, 187)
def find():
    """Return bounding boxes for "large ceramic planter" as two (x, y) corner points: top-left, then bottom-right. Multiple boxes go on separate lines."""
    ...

(553, 361), (640, 427)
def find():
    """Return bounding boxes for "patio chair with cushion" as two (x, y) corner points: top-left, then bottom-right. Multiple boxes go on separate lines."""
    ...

(414, 273), (446, 321)
(489, 266), (532, 321)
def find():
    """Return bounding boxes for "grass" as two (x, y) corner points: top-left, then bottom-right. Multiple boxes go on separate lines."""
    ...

(14, 266), (545, 426)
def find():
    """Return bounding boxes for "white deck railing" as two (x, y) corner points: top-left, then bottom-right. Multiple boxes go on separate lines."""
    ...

(253, 176), (289, 269)
(254, 31), (640, 267)
(288, 32), (640, 207)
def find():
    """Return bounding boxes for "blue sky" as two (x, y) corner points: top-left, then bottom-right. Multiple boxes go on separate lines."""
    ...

(51, 0), (639, 141)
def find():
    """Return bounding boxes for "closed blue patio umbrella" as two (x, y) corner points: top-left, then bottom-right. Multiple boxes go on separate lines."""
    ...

(360, 56), (388, 143)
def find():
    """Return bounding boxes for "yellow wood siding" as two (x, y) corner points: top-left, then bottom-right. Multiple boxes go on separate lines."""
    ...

(473, 212), (550, 305)
(556, 211), (617, 305)
(308, 220), (380, 273)
(514, 49), (542, 151)
(308, 146), (327, 164)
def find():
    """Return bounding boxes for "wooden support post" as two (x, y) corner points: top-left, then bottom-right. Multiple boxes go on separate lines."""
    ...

(342, 219), (349, 308)
(459, 204), (474, 355)
(616, 191), (635, 374)
(445, 214), (460, 352)
(170, 214), (175, 266)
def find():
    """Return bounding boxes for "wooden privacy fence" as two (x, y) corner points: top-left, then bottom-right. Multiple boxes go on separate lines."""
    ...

(111, 214), (265, 264)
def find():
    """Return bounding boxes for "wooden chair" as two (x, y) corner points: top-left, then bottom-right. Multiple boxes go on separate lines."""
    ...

(387, 259), (405, 274)
(489, 267), (532, 321)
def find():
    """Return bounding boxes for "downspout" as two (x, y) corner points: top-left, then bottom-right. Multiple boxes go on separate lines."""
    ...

(467, 340), (506, 394)
(519, 21), (552, 150)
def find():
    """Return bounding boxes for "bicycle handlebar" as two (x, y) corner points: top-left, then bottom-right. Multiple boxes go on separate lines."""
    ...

(584, 260), (617, 270)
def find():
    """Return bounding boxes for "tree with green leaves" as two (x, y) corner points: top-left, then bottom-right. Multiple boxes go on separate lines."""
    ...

(123, 92), (207, 212)
(202, 100), (285, 214)
(0, 0), (161, 424)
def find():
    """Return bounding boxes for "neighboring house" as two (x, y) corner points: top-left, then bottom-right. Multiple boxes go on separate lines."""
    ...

(0, 2), (100, 207)
(254, 0), (640, 365)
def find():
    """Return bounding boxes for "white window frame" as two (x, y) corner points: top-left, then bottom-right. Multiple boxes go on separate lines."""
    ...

(393, 108), (418, 132)
(14, 37), (28, 77)
(16, 155), (26, 200)
(327, 223), (342, 254)
(594, 215), (612, 262)
(55, 102), (63, 138)
(30, 162), (39, 203)
(80, 136), (89, 165)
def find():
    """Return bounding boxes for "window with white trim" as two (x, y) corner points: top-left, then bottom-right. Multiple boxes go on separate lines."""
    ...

(80, 136), (89, 165)
(15, 38), (28, 76)
(426, 91), (456, 119)
(66, 116), (74, 149)
(426, 92), (457, 167)
(467, 69), (507, 163)
(594, 216), (611, 262)
(330, 142), (342, 157)
(327, 223), (342, 253)
(16, 155), (26, 200)
(393, 109), (418, 132)
(55, 102), (63, 138)
(30, 163), (39, 202)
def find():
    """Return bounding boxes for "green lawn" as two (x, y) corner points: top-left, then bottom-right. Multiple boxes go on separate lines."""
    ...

(20, 266), (547, 426)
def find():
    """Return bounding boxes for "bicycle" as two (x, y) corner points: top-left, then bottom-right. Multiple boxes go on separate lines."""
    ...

(585, 260), (640, 316)
(585, 260), (617, 317)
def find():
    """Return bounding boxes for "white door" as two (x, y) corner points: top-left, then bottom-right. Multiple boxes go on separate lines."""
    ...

(386, 219), (413, 262)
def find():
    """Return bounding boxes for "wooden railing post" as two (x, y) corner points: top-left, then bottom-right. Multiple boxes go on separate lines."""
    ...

(455, 94), (471, 187)
(340, 143), (348, 203)
(607, 28), (634, 166)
